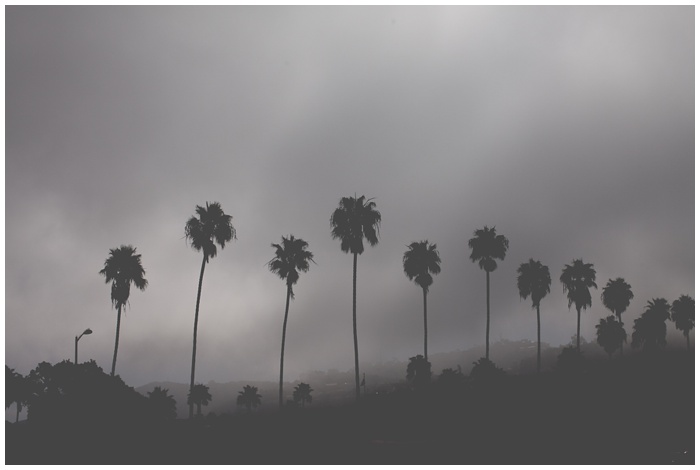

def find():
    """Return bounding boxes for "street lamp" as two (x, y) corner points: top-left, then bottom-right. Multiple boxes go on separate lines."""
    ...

(75, 328), (93, 364)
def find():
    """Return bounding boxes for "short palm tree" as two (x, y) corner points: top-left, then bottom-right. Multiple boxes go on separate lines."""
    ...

(406, 354), (431, 388)
(330, 195), (381, 400)
(601, 278), (634, 355)
(595, 316), (627, 359)
(99, 245), (148, 376)
(267, 235), (314, 409)
(516, 259), (551, 373)
(237, 385), (262, 412)
(187, 383), (212, 417)
(631, 298), (671, 352)
(403, 240), (441, 361)
(468, 226), (509, 360)
(671, 295), (694, 351)
(560, 259), (597, 353)
(147, 386), (177, 420)
(292, 382), (314, 408)
(184, 201), (236, 419)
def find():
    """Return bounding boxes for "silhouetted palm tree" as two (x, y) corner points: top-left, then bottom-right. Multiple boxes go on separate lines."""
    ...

(292, 382), (313, 408)
(601, 278), (633, 356)
(6, 366), (29, 423)
(631, 298), (671, 352)
(468, 226), (509, 359)
(187, 383), (212, 417)
(559, 259), (597, 353)
(147, 386), (177, 420)
(267, 235), (315, 409)
(330, 195), (381, 400)
(406, 354), (431, 388)
(184, 202), (236, 419)
(403, 240), (441, 360)
(99, 245), (148, 376)
(237, 385), (262, 412)
(595, 316), (627, 359)
(671, 295), (694, 351)
(516, 259), (551, 373)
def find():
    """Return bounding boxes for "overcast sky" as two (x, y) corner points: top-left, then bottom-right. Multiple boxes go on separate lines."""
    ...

(6, 6), (695, 389)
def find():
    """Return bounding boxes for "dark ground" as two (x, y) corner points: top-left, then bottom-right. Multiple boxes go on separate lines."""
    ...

(6, 352), (694, 465)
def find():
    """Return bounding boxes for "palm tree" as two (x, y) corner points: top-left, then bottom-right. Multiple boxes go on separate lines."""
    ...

(237, 385), (262, 412)
(6, 367), (29, 423)
(671, 295), (694, 351)
(631, 298), (671, 352)
(292, 382), (314, 408)
(406, 354), (431, 388)
(330, 195), (381, 400)
(99, 245), (148, 376)
(516, 259), (551, 373)
(601, 278), (634, 356)
(468, 226), (509, 360)
(184, 201), (236, 419)
(187, 383), (212, 417)
(559, 259), (597, 353)
(267, 235), (315, 409)
(595, 316), (627, 359)
(147, 386), (177, 420)
(403, 240), (441, 360)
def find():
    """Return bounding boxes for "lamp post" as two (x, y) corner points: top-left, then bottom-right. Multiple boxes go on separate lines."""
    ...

(75, 328), (93, 364)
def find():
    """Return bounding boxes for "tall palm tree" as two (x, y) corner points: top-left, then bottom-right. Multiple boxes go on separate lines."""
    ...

(292, 382), (313, 408)
(601, 278), (633, 355)
(330, 195), (381, 400)
(237, 385), (262, 412)
(559, 259), (597, 353)
(187, 383), (212, 417)
(184, 201), (236, 419)
(631, 298), (671, 352)
(516, 259), (551, 373)
(595, 316), (627, 359)
(468, 226), (509, 360)
(403, 240), (442, 360)
(267, 235), (314, 409)
(671, 295), (694, 351)
(99, 245), (148, 376)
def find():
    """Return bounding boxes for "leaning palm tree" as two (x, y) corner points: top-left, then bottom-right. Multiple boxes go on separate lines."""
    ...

(468, 226), (509, 360)
(292, 382), (314, 408)
(187, 383), (212, 417)
(601, 278), (634, 355)
(99, 245), (148, 376)
(671, 295), (694, 351)
(516, 259), (551, 373)
(184, 201), (236, 419)
(631, 298), (671, 352)
(330, 195), (381, 400)
(595, 316), (627, 359)
(560, 259), (597, 353)
(267, 235), (315, 409)
(403, 240), (441, 361)
(237, 385), (262, 412)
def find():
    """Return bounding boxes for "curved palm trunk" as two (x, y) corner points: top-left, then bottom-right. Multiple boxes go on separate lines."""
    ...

(279, 285), (292, 408)
(111, 304), (122, 376)
(485, 271), (490, 360)
(536, 303), (541, 374)
(189, 255), (207, 419)
(423, 288), (428, 361)
(576, 306), (581, 353)
(352, 252), (360, 401)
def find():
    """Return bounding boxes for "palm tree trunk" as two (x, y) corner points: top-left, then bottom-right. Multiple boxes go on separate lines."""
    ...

(197, 403), (202, 417)
(279, 285), (292, 408)
(189, 255), (207, 419)
(618, 312), (624, 357)
(576, 306), (581, 353)
(485, 271), (490, 360)
(16, 403), (20, 423)
(687, 332), (690, 351)
(423, 288), (428, 361)
(111, 304), (122, 376)
(536, 303), (541, 374)
(353, 252), (360, 401)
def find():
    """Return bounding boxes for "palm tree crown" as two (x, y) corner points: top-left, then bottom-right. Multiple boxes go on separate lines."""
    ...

(516, 259), (551, 308)
(237, 385), (262, 411)
(330, 195), (381, 255)
(468, 226), (509, 272)
(185, 201), (236, 262)
(268, 235), (315, 298)
(187, 383), (212, 416)
(560, 259), (597, 311)
(595, 316), (627, 359)
(671, 295), (694, 347)
(99, 245), (148, 310)
(403, 240), (442, 291)
(631, 298), (671, 351)
(601, 278), (634, 322)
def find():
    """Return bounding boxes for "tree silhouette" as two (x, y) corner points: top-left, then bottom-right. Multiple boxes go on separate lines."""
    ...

(468, 226), (509, 360)
(237, 385), (262, 412)
(187, 383), (212, 417)
(406, 354), (431, 388)
(147, 386), (177, 420)
(560, 259), (597, 353)
(631, 298), (671, 352)
(98, 245), (148, 376)
(601, 278), (633, 356)
(184, 202), (236, 419)
(292, 382), (313, 408)
(267, 235), (314, 409)
(516, 259), (551, 373)
(330, 195), (381, 400)
(403, 240), (441, 360)
(469, 357), (506, 383)
(671, 295), (694, 351)
(6, 366), (29, 423)
(595, 316), (627, 359)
